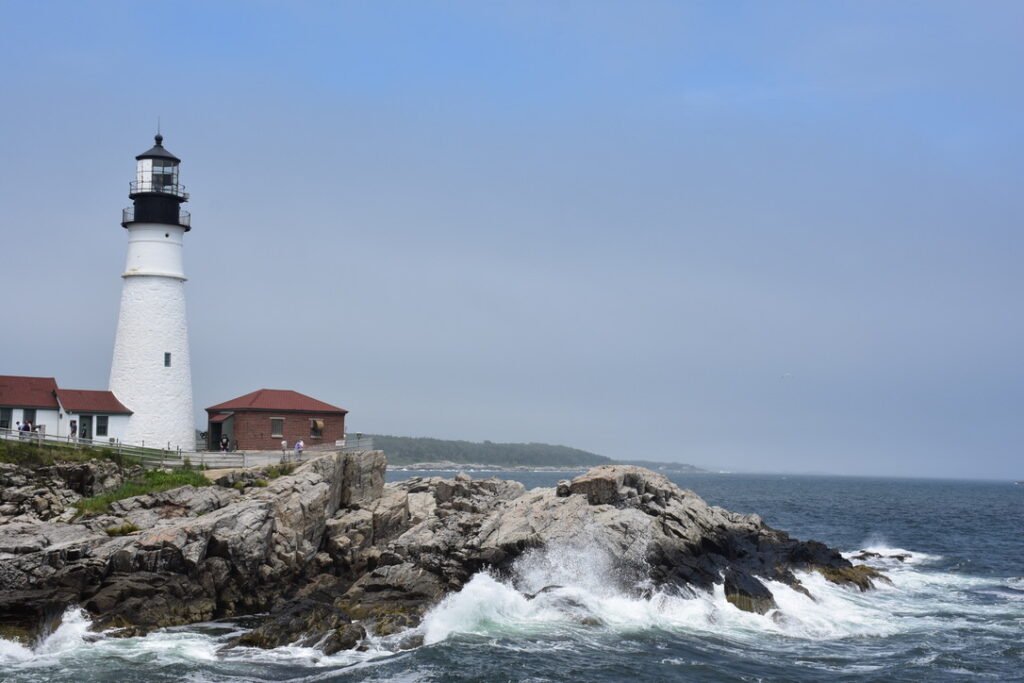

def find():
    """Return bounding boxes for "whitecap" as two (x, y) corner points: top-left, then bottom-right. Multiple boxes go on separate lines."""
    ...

(420, 534), (1024, 651)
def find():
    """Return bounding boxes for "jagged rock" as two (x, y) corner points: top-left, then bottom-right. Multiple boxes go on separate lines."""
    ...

(723, 568), (777, 614)
(234, 597), (363, 651)
(0, 450), (386, 641)
(335, 562), (447, 636)
(814, 564), (890, 590)
(0, 454), (879, 650)
(109, 485), (241, 529)
(41, 460), (138, 497)
(340, 451), (386, 505)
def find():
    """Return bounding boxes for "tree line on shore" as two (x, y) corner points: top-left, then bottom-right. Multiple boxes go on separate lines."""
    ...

(369, 434), (704, 472)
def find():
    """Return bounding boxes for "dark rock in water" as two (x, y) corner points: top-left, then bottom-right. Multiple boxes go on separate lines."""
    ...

(852, 550), (909, 563)
(815, 564), (891, 591)
(851, 551), (882, 561)
(723, 568), (777, 614)
(0, 454), (881, 649)
(0, 587), (79, 644)
(234, 596), (364, 654)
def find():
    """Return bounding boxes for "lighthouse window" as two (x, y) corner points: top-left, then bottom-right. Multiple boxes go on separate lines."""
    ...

(136, 158), (152, 185)
(154, 159), (178, 187)
(164, 352), (172, 367)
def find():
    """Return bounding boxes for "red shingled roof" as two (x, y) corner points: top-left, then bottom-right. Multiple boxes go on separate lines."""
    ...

(56, 389), (132, 415)
(0, 376), (59, 409)
(206, 389), (347, 414)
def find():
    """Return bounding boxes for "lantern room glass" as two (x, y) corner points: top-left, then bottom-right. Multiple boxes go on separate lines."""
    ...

(136, 158), (180, 193)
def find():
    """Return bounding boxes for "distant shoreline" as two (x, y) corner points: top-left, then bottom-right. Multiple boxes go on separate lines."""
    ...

(388, 461), (710, 474)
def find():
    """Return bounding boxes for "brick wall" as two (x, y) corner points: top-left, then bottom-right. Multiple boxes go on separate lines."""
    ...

(213, 411), (346, 450)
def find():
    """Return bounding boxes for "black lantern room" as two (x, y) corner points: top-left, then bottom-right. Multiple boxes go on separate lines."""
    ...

(121, 134), (191, 230)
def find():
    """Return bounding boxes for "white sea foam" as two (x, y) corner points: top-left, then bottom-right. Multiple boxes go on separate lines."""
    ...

(3, 540), (1019, 676)
(419, 538), (1021, 649)
(846, 544), (941, 566)
(0, 635), (33, 664)
(0, 607), (94, 667)
(0, 608), (404, 677)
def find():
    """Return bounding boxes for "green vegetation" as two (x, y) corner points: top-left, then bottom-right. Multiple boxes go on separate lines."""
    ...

(74, 468), (211, 515)
(265, 463), (295, 479)
(368, 434), (705, 471)
(253, 479), (269, 487)
(104, 522), (140, 536)
(233, 480), (247, 490)
(370, 435), (613, 468)
(0, 439), (138, 468)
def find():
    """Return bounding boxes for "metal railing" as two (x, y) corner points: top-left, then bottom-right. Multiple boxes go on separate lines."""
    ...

(344, 435), (374, 451)
(0, 426), (247, 469)
(122, 206), (191, 227)
(129, 180), (189, 199)
(1, 427), (377, 471)
(296, 434), (374, 453)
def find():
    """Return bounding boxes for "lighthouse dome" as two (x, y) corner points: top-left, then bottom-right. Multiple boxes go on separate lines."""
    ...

(135, 134), (181, 162)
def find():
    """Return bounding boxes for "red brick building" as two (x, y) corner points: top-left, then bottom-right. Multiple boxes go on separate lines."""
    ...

(205, 389), (348, 451)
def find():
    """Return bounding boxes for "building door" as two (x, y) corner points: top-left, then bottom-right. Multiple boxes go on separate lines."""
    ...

(80, 415), (93, 440)
(209, 423), (222, 450)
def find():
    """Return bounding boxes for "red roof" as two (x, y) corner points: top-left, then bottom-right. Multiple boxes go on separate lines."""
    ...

(0, 376), (59, 409)
(206, 389), (348, 414)
(209, 412), (233, 423)
(56, 389), (132, 415)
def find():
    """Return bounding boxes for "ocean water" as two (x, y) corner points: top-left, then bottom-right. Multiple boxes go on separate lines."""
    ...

(2, 472), (1021, 682)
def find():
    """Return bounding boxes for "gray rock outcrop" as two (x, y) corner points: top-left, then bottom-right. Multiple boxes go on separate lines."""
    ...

(0, 453), (881, 652)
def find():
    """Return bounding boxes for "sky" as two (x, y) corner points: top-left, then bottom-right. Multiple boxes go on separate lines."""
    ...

(1, 1), (1021, 479)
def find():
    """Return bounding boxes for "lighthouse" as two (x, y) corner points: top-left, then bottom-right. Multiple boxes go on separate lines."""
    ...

(109, 134), (195, 450)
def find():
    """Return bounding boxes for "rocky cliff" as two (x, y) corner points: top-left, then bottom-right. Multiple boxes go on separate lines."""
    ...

(0, 453), (882, 652)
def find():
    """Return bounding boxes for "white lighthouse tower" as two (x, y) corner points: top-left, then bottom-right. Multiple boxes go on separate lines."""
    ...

(109, 134), (195, 450)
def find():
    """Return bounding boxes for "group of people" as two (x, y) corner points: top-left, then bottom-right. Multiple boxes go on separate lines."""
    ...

(279, 438), (305, 461)
(14, 421), (36, 435)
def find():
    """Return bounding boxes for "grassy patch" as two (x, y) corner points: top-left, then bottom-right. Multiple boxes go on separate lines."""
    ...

(104, 522), (140, 536)
(74, 468), (211, 516)
(0, 440), (141, 468)
(265, 463), (296, 479)
(253, 479), (268, 487)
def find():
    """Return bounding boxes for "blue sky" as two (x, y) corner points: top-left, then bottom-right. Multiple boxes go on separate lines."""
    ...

(2, 1), (1021, 479)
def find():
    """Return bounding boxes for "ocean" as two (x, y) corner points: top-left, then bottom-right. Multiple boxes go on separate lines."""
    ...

(2, 471), (1021, 682)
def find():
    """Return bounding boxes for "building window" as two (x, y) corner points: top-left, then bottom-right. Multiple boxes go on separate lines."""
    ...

(310, 419), (324, 439)
(23, 409), (36, 426)
(164, 352), (172, 367)
(0, 408), (10, 430)
(270, 418), (284, 438)
(96, 416), (109, 437)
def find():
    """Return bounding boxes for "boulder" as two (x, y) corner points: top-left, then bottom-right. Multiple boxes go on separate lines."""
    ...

(723, 568), (777, 614)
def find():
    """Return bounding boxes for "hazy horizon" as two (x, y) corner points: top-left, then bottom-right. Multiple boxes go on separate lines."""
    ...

(2, 2), (1021, 480)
